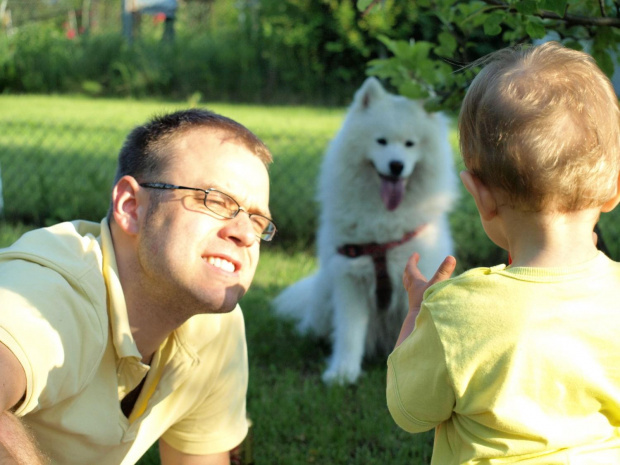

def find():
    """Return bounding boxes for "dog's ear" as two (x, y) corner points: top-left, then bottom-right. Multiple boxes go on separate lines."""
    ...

(354, 77), (386, 110)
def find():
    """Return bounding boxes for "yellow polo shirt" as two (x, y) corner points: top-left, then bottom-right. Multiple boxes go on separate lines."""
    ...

(0, 220), (248, 464)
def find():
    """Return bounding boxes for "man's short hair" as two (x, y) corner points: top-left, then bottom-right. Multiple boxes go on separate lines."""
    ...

(107, 109), (272, 220)
(458, 41), (620, 212)
(113, 108), (272, 186)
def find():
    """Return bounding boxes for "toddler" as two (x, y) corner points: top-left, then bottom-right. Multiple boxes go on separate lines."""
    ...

(387, 41), (620, 464)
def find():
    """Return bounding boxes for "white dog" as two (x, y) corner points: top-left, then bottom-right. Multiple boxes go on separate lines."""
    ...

(273, 77), (458, 384)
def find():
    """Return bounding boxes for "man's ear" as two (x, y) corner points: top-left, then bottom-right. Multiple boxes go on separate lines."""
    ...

(601, 171), (620, 213)
(459, 170), (498, 221)
(111, 176), (142, 235)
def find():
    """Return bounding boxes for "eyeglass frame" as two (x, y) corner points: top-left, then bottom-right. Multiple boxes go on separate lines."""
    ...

(138, 182), (277, 241)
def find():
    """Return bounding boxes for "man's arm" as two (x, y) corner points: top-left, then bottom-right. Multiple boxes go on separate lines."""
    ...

(0, 342), (47, 465)
(159, 439), (229, 465)
(0, 412), (48, 465)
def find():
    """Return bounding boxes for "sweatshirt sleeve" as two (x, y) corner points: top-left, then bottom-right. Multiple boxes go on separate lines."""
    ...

(386, 304), (455, 432)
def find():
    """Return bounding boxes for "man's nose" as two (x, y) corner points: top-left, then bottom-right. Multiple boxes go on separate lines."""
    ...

(221, 211), (257, 246)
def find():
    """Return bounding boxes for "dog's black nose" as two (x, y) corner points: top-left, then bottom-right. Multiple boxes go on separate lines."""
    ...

(389, 161), (404, 177)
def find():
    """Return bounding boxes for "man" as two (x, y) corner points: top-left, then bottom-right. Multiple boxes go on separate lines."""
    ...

(0, 109), (275, 464)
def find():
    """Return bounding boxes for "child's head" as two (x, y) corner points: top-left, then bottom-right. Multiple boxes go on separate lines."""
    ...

(458, 41), (620, 212)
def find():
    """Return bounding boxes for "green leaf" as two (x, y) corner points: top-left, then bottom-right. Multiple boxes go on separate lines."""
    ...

(356, 0), (374, 12)
(592, 31), (616, 77)
(457, 1), (488, 17)
(525, 16), (547, 39)
(564, 40), (584, 52)
(366, 58), (401, 80)
(377, 35), (401, 56)
(407, 41), (434, 64)
(592, 49), (614, 77)
(596, 26), (616, 47)
(514, 0), (538, 15)
(398, 80), (429, 100)
(434, 32), (457, 58)
(483, 12), (503, 36)
(539, 0), (567, 16)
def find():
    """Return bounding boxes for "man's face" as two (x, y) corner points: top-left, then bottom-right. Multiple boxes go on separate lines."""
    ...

(136, 128), (270, 316)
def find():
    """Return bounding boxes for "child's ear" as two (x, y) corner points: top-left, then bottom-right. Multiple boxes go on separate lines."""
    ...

(459, 170), (498, 221)
(601, 171), (620, 213)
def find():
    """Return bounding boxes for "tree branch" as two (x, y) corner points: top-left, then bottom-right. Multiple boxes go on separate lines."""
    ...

(483, 0), (620, 27)
(361, 0), (384, 17)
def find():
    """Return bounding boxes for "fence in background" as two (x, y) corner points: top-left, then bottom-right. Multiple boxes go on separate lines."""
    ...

(0, 119), (330, 249)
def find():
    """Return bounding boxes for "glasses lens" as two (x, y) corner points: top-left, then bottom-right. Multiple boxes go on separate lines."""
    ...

(204, 190), (239, 218)
(252, 216), (276, 241)
(263, 222), (277, 241)
(206, 189), (276, 241)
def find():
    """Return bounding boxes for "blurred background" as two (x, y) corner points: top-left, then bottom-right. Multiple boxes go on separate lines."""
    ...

(2, 1), (620, 463)
(0, 0), (505, 251)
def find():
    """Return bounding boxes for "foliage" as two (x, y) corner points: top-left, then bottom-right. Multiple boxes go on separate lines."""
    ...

(1, 0), (429, 105)
(2, 23), (81, 93)
(249, 0), (422, 103)
(360, 0), (620, 112)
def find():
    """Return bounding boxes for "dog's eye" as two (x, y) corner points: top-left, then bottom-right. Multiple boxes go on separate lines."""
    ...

(405, 140), (415, 147)
(377, 138), (387, 145)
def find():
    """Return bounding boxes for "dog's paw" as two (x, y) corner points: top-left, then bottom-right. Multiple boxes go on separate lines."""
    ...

(321, 363), (362, 385)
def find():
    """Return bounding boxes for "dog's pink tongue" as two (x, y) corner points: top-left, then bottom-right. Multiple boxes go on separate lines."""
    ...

(380, 178), (406, 211)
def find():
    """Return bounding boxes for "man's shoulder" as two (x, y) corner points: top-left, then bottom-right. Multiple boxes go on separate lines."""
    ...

(0, 219), (109, 340)
(0, 221), (110, 414)
(0, 220), (103, 275)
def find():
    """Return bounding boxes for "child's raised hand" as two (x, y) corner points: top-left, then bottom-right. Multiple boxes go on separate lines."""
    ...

(395, 253), (457, 348)
(403, 253), (456, 311)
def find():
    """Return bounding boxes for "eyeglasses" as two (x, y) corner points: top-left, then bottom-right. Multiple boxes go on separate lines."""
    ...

(139, 182), (277, 241)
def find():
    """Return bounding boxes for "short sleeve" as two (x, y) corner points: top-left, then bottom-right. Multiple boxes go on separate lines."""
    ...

(0, 259), (107, 415)
(386, 305), (455, 432)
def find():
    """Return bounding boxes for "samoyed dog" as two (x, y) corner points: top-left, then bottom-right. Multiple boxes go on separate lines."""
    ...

(273, 77), (458, 384)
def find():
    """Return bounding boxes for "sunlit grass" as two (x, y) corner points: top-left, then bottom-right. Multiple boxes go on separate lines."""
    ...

(0, 94), (345, 137)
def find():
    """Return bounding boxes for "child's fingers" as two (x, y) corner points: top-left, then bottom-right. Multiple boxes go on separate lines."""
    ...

(403, 253), (424, 290)
(428, 256), (457, 287)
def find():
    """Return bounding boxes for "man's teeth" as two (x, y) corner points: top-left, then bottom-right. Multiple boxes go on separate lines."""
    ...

(206, 257), (235, 272)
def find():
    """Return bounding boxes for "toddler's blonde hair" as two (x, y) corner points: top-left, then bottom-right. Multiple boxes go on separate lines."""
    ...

(459, 41), (620, 212)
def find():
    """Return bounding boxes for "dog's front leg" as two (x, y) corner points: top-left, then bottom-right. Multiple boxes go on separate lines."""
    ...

(322, 263), (372, 385)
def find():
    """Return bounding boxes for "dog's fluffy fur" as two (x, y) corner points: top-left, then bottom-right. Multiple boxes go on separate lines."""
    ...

(273, 77), (458, 384)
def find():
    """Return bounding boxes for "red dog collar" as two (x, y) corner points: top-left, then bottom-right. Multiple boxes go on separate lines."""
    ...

(337, 225), (427, 310)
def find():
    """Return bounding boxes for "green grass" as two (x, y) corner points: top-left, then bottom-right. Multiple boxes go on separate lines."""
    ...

(0, 94), (341, 241)
(242, 247), (437, 464)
